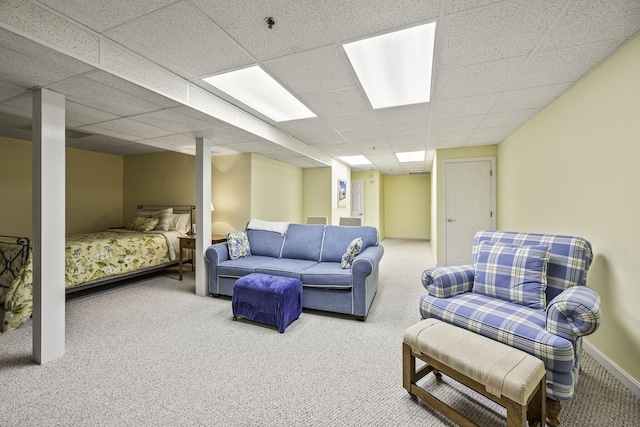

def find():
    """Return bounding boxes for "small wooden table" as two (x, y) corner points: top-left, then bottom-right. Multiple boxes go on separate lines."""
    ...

(179, 234), (228, 280)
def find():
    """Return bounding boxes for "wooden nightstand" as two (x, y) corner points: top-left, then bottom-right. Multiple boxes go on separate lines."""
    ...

(178, 234), (228, 280)
(178, 234), (196, 281)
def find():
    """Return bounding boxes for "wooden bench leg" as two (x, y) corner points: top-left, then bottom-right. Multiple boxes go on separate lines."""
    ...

(546, 398), (561, 427)
(526, 378), (545, 427)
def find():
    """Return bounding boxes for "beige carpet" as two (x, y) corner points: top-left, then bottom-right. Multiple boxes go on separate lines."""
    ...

(0, 238), (637, 426)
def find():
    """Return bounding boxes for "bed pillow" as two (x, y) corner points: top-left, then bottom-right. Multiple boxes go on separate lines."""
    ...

(135, 208), (173, 231)
(170, 213), (191, 233)
(227, 231), (251, 260)
(473, 241), (550, 309)
(340, 237), (363, 269)
(127, 216), (160, 232)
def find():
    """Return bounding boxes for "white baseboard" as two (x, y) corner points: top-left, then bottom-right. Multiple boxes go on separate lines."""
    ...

(583, 340), (640, 399)
(382, 235), (430, 240)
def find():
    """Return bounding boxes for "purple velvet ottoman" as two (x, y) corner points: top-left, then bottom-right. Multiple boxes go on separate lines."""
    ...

(232, 273), (302, 333)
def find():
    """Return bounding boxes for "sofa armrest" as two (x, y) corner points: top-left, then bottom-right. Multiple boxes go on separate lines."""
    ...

(546, 286), (602, 341)
(421, 265), (475, 298)
(205, 243), (229, 265)
(352, 245), (384, 273)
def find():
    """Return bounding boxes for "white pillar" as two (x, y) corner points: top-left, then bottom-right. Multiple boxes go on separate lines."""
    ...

(32, 88), (66, 364)
(195, 137), (212, 297)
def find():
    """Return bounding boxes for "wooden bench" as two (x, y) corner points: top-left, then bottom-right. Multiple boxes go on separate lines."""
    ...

(403, 318), (546, 427)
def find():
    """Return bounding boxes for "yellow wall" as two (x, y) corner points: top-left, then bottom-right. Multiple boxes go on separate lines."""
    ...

(352, 171), (384, 234)
(331, 159), (351, 225)
(0, 136), (123, 237)
(497, 35), (640, 383)
(432, 145), (498, 263)
(122, 151), (195, 224)
(303, 167), (332, 222)
(251, 154), (303, 223)
(383, 174), (430, 239)
(212, 153), (252, 234)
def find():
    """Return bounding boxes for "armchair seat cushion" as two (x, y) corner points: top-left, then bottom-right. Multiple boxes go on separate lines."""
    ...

(420, 292), (575, 373)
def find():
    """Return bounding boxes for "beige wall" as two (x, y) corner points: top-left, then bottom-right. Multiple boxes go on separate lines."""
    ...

(383, 174), (430, 239)
(352, 171), (384, 234)
(303, 167), (332, 222)
(497, 35), (640, 383)
(212, 153), (252, 234)
(250, 154), (303, 223)
(122, 151), (194, 224)
(0, 137), (123, 237)
(432, 145), (498, 263)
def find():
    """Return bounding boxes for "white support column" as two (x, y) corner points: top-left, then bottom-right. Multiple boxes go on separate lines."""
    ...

(32, 88), (66, 364)
(195, 137), (212, 297)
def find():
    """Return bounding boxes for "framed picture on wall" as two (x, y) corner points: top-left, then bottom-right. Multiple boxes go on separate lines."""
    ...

(337, 179), (347, 208)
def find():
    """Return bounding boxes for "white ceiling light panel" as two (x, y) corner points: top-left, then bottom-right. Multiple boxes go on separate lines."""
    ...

(343, 22), (436, 109)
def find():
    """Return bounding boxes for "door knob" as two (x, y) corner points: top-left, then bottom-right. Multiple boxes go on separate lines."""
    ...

(447, 218), (455, 223)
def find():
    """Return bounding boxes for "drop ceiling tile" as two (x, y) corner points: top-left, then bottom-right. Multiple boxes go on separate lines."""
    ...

(66, 102), (120, 125)
(104, 1), (254, 78)
(47, 76), (165, 116)
(445, 0), (504, 14)
(430, 94), (497, 119)
(479, 109), (540, 129)
(509, 39), (626, 90)
(470, 124), (520, 140)
(129, 109), (214, 134)
(80, 118), (174, 140)
(387, 143), (428, 153)
(264, 45), (357, 95)
(438, 0), (564, 70)
(86, 71), (180, 109)
(100, 143), (167, 156)
(386, 134), (429, 147)
(0, 82), (26, 102)
(140, 134), (196, 148)
(430, 115), (484, 133)
(491, 83), (570, 113)
(466, 137), (502, 146)
(38, 0), (177, 33)
(0, 45), (82, 89)
(302, 87), (370, 117)
(315, 0), (440, 41)
(347, 137), (389, 147)
(0, 103), (32, 119)
(171, 106), (228, 129)
(324, 111), (378, 131)
(435, 56), (526, 100)
(191, 0), (331, 61)
(297, 131), (346, 145)
(70, 134), (135, 147)
(429, 129), (474, 143)
(373, 103), (431, 126)
(536, 0), (640, 53)
(275, 118), (333, 136)
(0, 127), (32, 141)
(0, 112), (30, 130)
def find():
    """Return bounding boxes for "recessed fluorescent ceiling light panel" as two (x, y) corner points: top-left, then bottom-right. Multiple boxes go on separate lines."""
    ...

(340, 155), (372, 166)
(396, 150), (425, 162)
(343, 22), (436, 109)
(203, 66), (316, 122)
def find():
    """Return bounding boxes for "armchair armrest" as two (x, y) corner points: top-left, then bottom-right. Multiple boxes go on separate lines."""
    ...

(546, 286), (602, 341)
(421, 264), (474, 298)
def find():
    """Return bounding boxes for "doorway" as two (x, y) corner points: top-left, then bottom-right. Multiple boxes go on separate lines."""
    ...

(443, 158), (495, 265)
(351, 179), (364, 224)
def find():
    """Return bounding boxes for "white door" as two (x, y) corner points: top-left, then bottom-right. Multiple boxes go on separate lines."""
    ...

(351, 179), (364, 223)
(444, 159), (495, 265)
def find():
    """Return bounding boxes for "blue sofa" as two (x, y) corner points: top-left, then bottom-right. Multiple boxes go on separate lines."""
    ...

(419, 230), (602, 423)
(205, 223), (384, 320)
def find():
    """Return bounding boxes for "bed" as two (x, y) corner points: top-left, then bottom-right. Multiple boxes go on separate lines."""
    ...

(1, 205), (194, 332)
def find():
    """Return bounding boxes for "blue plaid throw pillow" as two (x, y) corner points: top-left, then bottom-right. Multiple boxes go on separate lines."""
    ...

(227, 231), (251, 260)
(473, 241), (550, 309)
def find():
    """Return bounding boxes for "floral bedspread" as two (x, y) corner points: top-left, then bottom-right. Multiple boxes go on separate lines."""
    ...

(3, 230), (179, 332)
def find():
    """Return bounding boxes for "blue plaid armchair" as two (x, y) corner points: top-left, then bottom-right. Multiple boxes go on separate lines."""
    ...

(420, 230), (602, 425)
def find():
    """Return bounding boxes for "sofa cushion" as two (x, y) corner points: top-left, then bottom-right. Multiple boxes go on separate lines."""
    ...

(419, 292), (575, 373)
(246, 229), (285, 258)
(473, 241), (550, 310)
(281, 223), (325, 261)
(321, 225), (378, 262)
(255, 258), (318, 279)
(217, 255), (275, 277)
(300, 262), (352, 288)
(227, 231), (251, 260)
